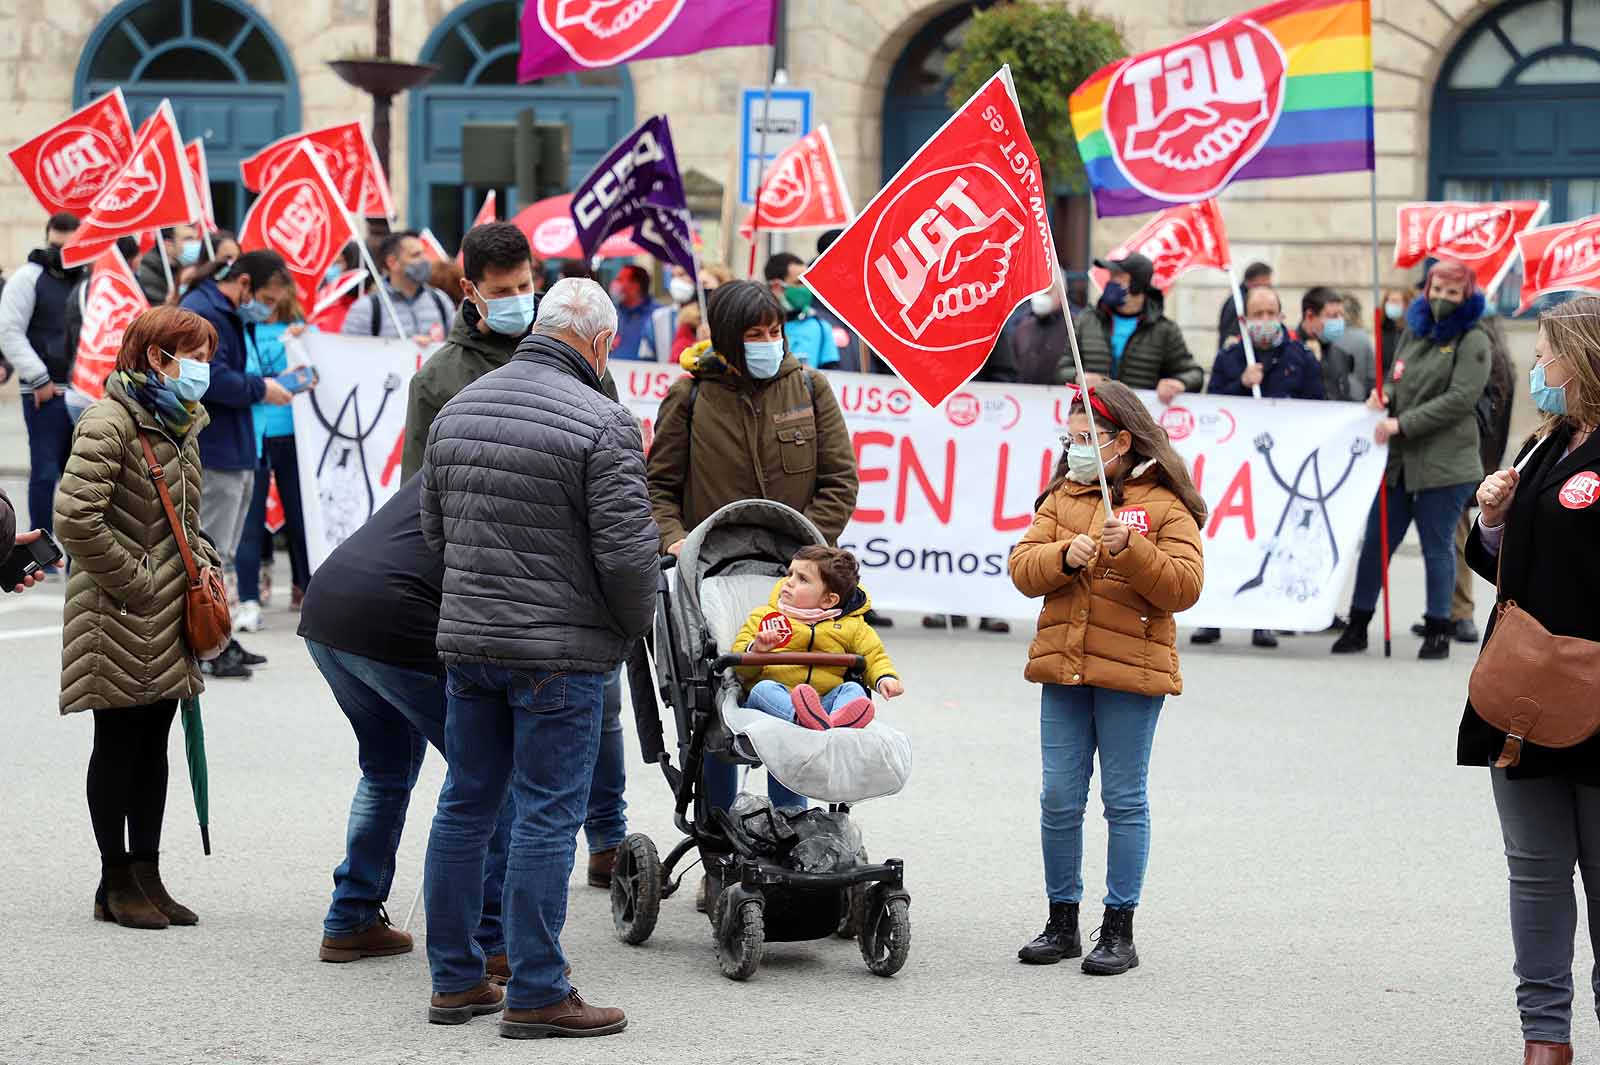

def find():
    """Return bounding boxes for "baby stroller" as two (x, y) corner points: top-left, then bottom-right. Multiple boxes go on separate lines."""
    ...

(613, 500), (914, 980)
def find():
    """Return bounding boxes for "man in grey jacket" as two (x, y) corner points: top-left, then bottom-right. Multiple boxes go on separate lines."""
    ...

(419, 277), (657, 1038)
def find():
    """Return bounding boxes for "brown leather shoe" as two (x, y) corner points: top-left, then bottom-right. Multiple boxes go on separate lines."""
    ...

(500, 988), (626, 1039)
(428, 981), (504, 1025)
(319, 909), (414, 962)
(587, 848), (617, 888)
(130, 858), (197, 925)
(1525, 1041), (1573, 1065)
(93, 864), (169, 930)
(486, 953), (571, 985)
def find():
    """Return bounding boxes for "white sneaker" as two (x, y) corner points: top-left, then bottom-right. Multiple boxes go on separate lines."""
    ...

(234, 600), (264, 632)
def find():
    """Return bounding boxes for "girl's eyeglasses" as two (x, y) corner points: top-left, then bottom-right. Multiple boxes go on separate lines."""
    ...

(1059, 431), (1114, 448)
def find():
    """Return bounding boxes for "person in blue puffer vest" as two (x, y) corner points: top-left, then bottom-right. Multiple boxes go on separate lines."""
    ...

(233, 288), (314, 636)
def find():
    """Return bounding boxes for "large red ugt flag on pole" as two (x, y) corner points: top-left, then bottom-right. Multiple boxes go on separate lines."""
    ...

(240, 143), (359, 312)
(1089, 199), (1232, 293)
(802, 67), (1055, 407)
(61, 102), (201, 269)
(1515, 214), (1600, 312)
(1394, 201), (1548, 298)
(70, 245), (149, 402)
(9, 89), (136, 217)
(741, 126), (853, 237)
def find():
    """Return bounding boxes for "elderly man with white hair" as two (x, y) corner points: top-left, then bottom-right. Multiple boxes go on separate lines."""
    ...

(419, 276), (659, 1038)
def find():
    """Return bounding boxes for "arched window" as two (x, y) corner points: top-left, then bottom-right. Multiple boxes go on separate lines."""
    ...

(75, 0), (300, 230)
(1431, 0), (1600, 311)
(410, 0), (633, 249)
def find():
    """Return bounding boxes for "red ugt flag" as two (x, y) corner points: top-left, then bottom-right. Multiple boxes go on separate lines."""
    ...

(802, 67), (1056, 407)
(9, 89), (136, 218)
(741, 126), (854, 237)
(1394, 201), (1548, 298)
(1090, 199), (1233, 293)
(239, 143), (358, 313)
(185, 139), (217, 232)
(241, 122), (391, 219)
(1515, 215), (1600, 312)
(70, 245), (149, 402)
(61, 102), (201, 269)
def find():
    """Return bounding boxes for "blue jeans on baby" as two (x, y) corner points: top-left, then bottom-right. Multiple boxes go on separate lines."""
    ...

(1040, 683), (1164, 909)
(700, 679), (869, 814)
(744, 679), (869, 721)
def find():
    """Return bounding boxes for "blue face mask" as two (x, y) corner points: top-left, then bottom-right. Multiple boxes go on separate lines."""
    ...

(481, 292), (537, 336)
(743, 339), (784, 379)
(323, 263), (342, 285)
(238, 298), (272, 324)
(1100, 282), (1128, 309)
(178, 239), (202, 266)
(161, 350), (210, 403)
(1530, 360), (1568, 415)
(1321, 317), (1346, 342)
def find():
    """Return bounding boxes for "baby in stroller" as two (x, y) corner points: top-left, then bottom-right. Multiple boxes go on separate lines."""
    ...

(730, 546), (905, 730)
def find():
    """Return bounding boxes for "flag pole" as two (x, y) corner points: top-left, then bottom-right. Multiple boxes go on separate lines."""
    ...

(1224, 261), (1263, 399)
(201, 227), (215, 260)
(1055, 241), (1113, 518)
(746, 27), (779, 279)
(1369, 164), (1392, 658)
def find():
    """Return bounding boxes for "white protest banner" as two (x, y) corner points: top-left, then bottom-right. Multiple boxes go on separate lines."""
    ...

(288, 332), (437, 570)
(620, 369), (1385, 628)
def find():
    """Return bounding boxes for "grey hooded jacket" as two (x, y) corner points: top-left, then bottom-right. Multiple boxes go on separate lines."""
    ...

(419, 332), (659, 673)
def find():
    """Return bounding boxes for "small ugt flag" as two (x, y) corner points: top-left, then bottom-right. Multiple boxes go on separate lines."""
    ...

(1088, 199), (1233, 293)
(9, 88), (135, 217)
(801, 66), (1056, 407)
(1515, 214), (1600, 313)
(70, 245), (149, 403)
(740, 126), (854, 238)
(1394, 201), (1548, 298)
(239, 143), (359, 312)
(241, 122), (393, 220)
(61, 102), (202, 269)
(520, 0), (778, 83)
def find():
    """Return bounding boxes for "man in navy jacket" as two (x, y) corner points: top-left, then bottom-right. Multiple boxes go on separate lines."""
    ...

(1208, 285), (1326, 401)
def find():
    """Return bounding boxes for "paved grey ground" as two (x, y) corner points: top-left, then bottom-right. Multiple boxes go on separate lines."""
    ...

(0, 523), (1588, 1065)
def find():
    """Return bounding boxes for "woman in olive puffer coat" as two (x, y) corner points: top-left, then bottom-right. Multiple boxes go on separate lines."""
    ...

(54, 305), (222, 930)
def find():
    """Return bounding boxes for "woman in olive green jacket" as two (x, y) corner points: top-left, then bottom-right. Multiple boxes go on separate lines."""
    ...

(1333, 258), (1490, 659)
(55, 306), (222, 930)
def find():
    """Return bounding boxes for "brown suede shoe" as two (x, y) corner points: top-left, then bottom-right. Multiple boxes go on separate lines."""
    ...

(130, 859), (197, 925)
(93, 864), (169, 930)
(587, 848), (617, 888)
(429, 981), (505, 1025)
(1525, 1041), (1573, 1065)
(319, 910), (414, 962)
(500, 989), (626, 1039)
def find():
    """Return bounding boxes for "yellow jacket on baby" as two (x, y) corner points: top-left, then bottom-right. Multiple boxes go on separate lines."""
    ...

(730, 580), (898, 696)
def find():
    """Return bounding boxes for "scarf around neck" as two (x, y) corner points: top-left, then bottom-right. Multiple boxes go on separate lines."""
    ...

(777, 601), (843, 625)
(117, 368), (198, 438)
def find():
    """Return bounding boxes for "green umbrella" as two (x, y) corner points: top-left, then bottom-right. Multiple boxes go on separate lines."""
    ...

(181, 696), (211, 855)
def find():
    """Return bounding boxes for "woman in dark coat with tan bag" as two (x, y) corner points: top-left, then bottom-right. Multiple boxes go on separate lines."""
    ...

(1458, 296), (1600, 1065)
(55, 305), (222, 930)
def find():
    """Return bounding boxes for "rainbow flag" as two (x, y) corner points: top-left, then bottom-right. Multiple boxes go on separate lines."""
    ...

(1070, 0), (1373, 217)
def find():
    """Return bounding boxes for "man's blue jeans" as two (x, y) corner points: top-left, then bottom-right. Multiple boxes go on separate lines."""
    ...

(305, 640), (510, 954)
(1351, 476), (1477, 620)
(1040, 683), (1164, 908)
(425, 663), (604, 1010)
(21, 392), (71, 534)
(584, 669), (627, 854)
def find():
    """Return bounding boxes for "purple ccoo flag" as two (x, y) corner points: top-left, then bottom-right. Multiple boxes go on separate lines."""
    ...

(570, 115), (697, 279)
(519, 0), (778, 84)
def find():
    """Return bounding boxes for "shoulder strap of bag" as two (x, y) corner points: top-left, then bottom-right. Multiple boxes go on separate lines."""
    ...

(137, 431), (201, 585)
(1492, 435), (1554, 594)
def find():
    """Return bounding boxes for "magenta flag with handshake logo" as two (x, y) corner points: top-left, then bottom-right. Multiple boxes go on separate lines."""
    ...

(519, 0), (778, 82)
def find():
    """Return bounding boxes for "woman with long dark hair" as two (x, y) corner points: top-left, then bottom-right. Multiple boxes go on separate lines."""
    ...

(1009, 380), (1205, 976)
(55, 305), (223, 929)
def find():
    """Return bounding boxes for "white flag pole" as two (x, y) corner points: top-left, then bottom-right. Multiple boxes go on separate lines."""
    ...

(1225, 261), (1264, 399)
(156, 233), (174, 294)
(1060, 295), (1116, 520)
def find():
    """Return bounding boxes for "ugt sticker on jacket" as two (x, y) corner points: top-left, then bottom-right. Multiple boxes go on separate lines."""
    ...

(802, 66), (1055, 408)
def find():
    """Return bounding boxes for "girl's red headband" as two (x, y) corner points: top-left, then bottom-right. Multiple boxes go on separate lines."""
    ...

(1068, 383), (1118, 427)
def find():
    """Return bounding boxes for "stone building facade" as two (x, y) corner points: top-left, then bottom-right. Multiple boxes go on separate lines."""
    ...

(0, 0), (1594, 356)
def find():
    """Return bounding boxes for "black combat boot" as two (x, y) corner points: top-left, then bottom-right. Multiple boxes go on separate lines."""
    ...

(1082, 906), (1139, 976)
(1330, 608), (1373, 654)
(1418, 616), (1452, 660)
(1017, 901), (1080, 965)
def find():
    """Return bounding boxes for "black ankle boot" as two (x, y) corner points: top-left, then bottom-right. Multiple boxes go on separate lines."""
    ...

(1082, 906), (1139, 975)
(1418, 616), (1452, 660)
(1017, 901), (1080, 964)
(1331, 608), (1373, 654)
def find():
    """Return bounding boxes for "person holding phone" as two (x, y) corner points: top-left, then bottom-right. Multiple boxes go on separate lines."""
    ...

(54, 305), (225, 931)
(1, 485), (60, 591)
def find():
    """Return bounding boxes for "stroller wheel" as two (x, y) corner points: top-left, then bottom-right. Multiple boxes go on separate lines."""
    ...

(713, 887), (765, 981)
(610, 833), (662, 946)
(859, 891), (911, 977)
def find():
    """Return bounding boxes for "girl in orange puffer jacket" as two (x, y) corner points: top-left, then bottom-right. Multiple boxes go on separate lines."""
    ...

(1008, 380), (1206, 977)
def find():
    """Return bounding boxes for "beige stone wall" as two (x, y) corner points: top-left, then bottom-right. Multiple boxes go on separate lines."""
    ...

(0, 0), (1504, 373)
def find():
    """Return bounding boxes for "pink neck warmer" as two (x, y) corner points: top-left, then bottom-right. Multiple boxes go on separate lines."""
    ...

(776, 601), (842, 624)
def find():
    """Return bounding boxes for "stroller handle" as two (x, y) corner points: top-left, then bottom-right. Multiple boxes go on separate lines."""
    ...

(713, 652), (867, 673)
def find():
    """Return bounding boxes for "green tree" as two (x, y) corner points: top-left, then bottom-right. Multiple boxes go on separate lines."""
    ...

(947, 3), (1127, 194)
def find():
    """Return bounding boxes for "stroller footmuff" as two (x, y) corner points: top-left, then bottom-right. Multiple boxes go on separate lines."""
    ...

(610, 500), (913, 980)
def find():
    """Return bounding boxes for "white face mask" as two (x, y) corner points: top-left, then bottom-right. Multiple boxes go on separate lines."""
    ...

(668, 276), (697, 305)
(1030, 291), (1059, 316)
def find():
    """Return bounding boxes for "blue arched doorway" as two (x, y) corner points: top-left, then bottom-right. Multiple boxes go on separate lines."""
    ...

(881, 3), (993, 184)
(1430, 0), (1600, 312)
(75, 0), (300, 231)
(410, 0), (634, 251)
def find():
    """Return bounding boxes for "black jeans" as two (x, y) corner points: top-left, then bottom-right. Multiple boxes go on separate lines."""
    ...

(87, 701), (178, 865)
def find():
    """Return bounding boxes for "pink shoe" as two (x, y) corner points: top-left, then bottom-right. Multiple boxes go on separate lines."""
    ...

(829, 697), (875, 729)
(791, 685), (830, 730)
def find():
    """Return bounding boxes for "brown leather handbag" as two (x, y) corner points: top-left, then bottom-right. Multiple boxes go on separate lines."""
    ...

(138, 432), (232, 662)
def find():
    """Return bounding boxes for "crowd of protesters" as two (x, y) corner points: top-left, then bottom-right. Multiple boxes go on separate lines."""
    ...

(4, 209), (1595, 1061)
